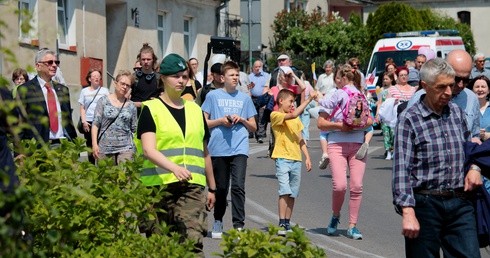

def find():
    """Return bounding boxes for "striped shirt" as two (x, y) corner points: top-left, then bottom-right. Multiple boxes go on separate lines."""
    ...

(392, 94), (470, 208)
(387, 85), (417, 101)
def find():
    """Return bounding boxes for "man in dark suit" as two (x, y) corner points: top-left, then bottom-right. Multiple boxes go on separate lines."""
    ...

(17, 48), (76, 145)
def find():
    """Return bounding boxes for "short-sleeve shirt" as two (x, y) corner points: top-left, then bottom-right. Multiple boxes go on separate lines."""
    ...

(201, 88), (257, 157)
(318, 84), (365, 143)
(78, 86), (109, 121)
(270, 111), (303, 161)
(249, 71), (270, 97)
(387, 85), (417, 101)
(130, 74), (160, 103)
(92, 96), (137, 154)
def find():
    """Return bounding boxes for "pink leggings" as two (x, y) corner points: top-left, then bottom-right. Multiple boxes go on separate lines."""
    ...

(327, 142), (366, 224)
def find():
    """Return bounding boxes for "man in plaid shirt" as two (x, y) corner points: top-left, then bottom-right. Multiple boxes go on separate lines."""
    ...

(392, 57), (482, 258)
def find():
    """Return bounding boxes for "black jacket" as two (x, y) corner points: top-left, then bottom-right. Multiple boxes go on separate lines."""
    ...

(17, 76), (77, 143)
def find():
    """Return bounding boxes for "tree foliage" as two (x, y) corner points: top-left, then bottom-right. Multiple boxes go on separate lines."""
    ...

(366, 3), (475, 55)
(270, 3), (476, 74)
(270, 9), (368, 77)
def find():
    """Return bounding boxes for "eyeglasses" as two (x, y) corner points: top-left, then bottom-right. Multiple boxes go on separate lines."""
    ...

(38, 60), (60, 66)
(476, 60), (485, 63)
(117, 81), (131, 88)
(455, 76), (470, 85)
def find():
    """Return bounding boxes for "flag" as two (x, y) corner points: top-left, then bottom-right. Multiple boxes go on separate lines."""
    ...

(311, 62), (317, 82)
(365, 67), (376, 86)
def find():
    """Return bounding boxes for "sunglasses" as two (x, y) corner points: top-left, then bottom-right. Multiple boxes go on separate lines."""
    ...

(455, 76), (470, 85)
(38, 60), (60, 66)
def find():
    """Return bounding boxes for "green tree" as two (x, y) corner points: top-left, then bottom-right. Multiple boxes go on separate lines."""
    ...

(366, 2), (476, 56)
(270, 10), (368, 76)
(366, 2), (424, 49)
(271, 8), (327, 54)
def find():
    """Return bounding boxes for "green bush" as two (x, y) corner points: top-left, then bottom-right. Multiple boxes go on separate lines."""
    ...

(216, 226), (326, 258)
(1, 138), (197, 257)
(1, 139), (329, 257)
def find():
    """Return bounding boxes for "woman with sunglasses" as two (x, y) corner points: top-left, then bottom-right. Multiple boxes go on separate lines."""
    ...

(91, 70), (137, 165)
(78, 69), (109, 164)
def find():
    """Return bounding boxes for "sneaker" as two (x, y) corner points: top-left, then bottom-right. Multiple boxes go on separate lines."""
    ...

(211, 220), (223, 239)
(257, 138), (264, 144)
(326, 216), (340, 235)
(355, 143), (369, 160)
(278, 223), (287, 236)
(347, 227), (363, 240)
(319, 153), (330, 170)
(285, 223), (293, 233)
(385, 150), (392, 160)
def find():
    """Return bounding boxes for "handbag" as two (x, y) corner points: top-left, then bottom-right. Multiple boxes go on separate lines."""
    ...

(78, 86), (102, 133)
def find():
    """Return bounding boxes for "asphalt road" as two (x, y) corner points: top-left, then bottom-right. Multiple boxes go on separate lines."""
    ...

(203, 121), (490, 258)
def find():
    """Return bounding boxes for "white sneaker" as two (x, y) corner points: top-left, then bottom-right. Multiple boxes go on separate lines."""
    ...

(211, 220), (223, 239)
(355, 143), (369, 160)
(385, 150), (392, 160)
(319, 153), (330, 169)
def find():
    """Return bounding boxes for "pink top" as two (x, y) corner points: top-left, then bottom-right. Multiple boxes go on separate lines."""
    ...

(387, 85), (417, 101)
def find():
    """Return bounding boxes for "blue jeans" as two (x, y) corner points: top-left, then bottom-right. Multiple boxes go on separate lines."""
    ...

(405, 194), (481, 258)
(212, 155), (247, 228)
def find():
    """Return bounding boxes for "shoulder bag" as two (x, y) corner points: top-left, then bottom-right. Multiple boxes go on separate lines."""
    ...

(97, 98), (127, 143)
(78, 86), (102, 133)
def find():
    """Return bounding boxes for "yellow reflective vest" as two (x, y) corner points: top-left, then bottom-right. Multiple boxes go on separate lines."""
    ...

(137, 98), (206, 187)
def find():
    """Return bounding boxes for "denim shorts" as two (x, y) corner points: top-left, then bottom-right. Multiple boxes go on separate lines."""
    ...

(275, 158), (302, 198)
(320, 131), (329, 141)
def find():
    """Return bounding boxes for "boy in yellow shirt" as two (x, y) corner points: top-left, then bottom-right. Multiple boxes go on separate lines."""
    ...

(270, 88), (317, 235)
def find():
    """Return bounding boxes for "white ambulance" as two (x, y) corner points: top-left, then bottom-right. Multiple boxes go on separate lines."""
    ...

(365, 30), (465, 90)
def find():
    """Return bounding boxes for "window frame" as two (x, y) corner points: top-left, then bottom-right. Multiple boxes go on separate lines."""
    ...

(157, 11), (170, 59)
(56, 0), (76, 51)
(183, 16), (195, 59)
(18, 0), (38, 44)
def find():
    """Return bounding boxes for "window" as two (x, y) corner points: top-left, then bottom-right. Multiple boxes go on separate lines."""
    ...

(18, 0), (38, 43)
(57, 0), (76, 51)
(57, 0), (68, 45)
(183, 17), (195, 59)
(157, 12), (169, 59)
(458, 11), (471, 26)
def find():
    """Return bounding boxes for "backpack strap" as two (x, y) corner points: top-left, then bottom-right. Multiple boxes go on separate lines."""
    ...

(330, 86), (350, 119)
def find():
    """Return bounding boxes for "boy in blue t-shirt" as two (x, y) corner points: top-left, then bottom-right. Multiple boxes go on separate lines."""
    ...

(201, 61), (257, 238)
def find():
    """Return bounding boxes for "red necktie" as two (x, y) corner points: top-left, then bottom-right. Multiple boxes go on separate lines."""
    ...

(45, 82), (59, 133)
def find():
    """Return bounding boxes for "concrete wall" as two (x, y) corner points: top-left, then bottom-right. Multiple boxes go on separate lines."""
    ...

(0, 0), (219, 125)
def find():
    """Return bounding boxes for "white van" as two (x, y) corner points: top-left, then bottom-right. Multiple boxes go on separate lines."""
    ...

(365, 30), (465, 90)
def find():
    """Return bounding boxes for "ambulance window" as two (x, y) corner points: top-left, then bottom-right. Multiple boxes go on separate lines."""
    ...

(437, 51), (442, 58)
(369, 50), (418, 74)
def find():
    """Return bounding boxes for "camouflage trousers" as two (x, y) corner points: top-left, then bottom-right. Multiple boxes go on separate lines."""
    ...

(140, 182), (208, 255)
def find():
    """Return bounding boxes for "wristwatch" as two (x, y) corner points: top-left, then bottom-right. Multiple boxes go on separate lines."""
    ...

(470, 164), (481, 173)
(208, 188), (216, 193)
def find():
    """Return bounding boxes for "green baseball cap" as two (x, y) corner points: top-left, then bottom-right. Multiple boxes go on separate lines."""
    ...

(159, 53), (188, 75)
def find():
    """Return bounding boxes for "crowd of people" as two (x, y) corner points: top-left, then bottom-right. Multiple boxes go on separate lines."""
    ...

(2, 44), (490, 257)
